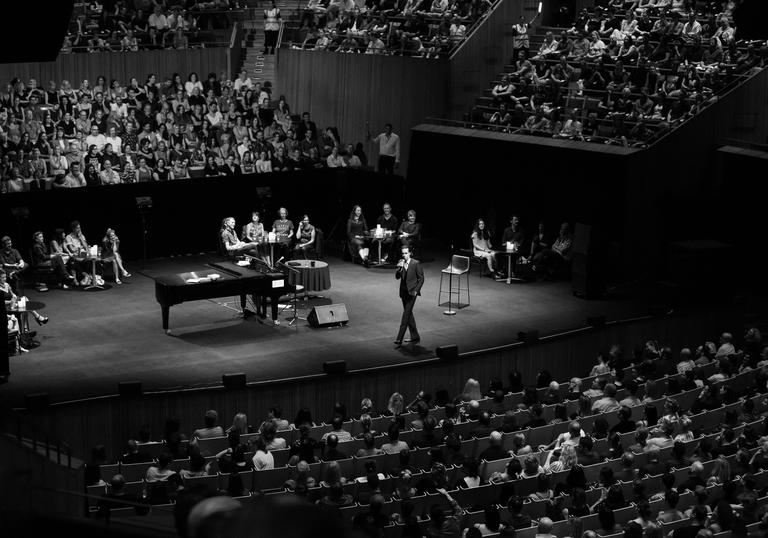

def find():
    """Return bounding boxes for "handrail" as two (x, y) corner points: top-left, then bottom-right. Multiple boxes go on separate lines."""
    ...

(277, 19), (285, 50)
(230, 20), (239, 49)
(449, 0), (505, 60)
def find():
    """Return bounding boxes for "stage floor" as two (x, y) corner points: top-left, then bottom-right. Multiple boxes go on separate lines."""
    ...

(1, 252), (656, 407)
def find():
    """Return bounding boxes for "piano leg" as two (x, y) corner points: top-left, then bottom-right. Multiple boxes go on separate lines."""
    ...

(240, 293), (247, 311)
(162, 305), (170, 333)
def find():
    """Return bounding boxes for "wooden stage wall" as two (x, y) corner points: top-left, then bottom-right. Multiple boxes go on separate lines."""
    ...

(15, 308), (737, 460)
(0, 48), (230, 91)
(275, 49), (450, 174)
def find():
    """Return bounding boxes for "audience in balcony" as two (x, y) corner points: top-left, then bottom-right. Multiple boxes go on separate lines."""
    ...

(0, 70), (375, 190)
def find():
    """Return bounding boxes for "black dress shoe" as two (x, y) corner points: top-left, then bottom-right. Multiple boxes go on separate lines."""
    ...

(404, 338), (420, 344)
(26, 331), (37, 338)
(35, 316), (49, 325)
(393, 340), (402, 347)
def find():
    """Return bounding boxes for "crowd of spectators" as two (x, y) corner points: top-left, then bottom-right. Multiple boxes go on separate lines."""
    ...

(61, 0), (241, 53)
(467, 1), (767, 147)
(81, 324), (768, 537)
(290, 0), (497, 57)
(0, 71), (369, 193)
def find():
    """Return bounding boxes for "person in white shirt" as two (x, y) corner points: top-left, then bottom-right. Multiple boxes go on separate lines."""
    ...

(185, 72), (204, 97)
(367, 122), (400, 174)
(233, 69), (252, 92)
(85, 125), (107, 152)
(104, 126), (123, 155)
(366, 33), (385, 54)
(681, 12), (702, 41)
(715, 332), (736, 358)
(251, 437), (275, 470)
(148, 6), (170, 46)
(205, 103), (223, 128)
(110, 96), (128, 118)
(60, 161), (86, 188)
(326, 146), (347, 168)
(99, 160), (121, 185)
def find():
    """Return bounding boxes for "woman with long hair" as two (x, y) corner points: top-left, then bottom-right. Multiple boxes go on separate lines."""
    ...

(346, 204), (371, 266)
(101, 228), (131, 284)
(472, 218), (501, 277)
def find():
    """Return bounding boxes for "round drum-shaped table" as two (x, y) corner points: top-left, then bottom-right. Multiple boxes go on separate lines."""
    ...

(285, 260), (331, 292)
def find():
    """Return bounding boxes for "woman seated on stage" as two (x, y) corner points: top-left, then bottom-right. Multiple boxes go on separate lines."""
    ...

(471, 219), (502, 278)
(101, 228), (131, 284)
(294, 214), (316, 257)
(221, 217), (260, 258)
(398, 210), (421, 251)
(2, 269), (49, 326)
(243, 211), (270, 266)
(271, 207), (294, 259)
(347, 204), (371, 266)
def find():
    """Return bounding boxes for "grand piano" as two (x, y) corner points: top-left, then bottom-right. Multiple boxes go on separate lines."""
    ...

(153, 258), (287, 332)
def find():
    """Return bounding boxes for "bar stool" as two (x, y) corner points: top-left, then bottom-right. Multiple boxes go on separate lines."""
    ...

(438, 255), (470, 315)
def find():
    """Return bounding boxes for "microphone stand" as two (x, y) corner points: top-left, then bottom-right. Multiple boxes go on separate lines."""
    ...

(276, 260), (304, 326)
(443, 243), (456, 316)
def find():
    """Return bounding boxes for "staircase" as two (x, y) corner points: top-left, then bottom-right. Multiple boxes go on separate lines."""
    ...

(239, 0), (304, 93)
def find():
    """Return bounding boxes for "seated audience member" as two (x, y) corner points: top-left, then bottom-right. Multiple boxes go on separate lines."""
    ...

(398, 209), (421, 251)
(271, 207), (294, 259)
(121, 439), (154, 464)
(347, 204), (371, 266)
(471, 218), (503, 278)
(242, 211), (270, 265)
(101, 228), (131, 284)
(375, 202), (399, 263)
(97, 474), (138, 519)
(220, 217), (260, 258)
(63, 221), (91, 279)
(192, 409), (225, 444)
(31, 230), (76, 289)
(533, 222), (572, 278)
(381, 423), (410, 454)
(293, 214), (316, 257)
(1, 236), (30, 292)
(145, 452), (176, 482)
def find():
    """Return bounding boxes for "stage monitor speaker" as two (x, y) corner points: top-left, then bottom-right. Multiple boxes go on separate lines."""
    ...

(436, 345), (459, 361)
(0, 2), (75, 64)
(222, 373), (247, 389)
(25, 393), (50, 410)
(586, 315), (606, 328)
(323, 360), (347, 375)
(517, 330), (540, 344)
(308, 304), (349, 328)
(118, 381), (142, 397)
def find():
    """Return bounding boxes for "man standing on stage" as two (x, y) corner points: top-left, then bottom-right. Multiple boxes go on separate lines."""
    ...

(394, 245), (424, 347)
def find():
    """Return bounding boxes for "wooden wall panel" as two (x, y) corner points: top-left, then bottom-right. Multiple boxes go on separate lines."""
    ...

(276, 49), (450, 173)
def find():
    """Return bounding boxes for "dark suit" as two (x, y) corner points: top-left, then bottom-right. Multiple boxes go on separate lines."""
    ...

(395, 258), (424, 342)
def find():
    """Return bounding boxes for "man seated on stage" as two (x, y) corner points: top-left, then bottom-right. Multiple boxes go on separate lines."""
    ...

(271, 207), (294, 260)
(220, 217), (260, 258)
(31, 231), (76, 290)
(533, 222), (573, 279)
(63, 220), (94, 282)
(375, 202), (399, 263)
(0, 236), (29, 294)
(501, 215), (526, 277)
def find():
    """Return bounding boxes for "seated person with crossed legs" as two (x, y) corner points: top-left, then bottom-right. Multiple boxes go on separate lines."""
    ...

(471, 219), (503, 278)
(398, 209), (421, 254)
(501, 215), (526, 278)
(294, 214), (316, 258)
(0, 236), (29, 294)
(31, 230), (76, 290)
(220, 217), (261, 258)
(375, 202), (399, 264)
(347, 204), (371, 266)
(2, 269), (48, 327)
